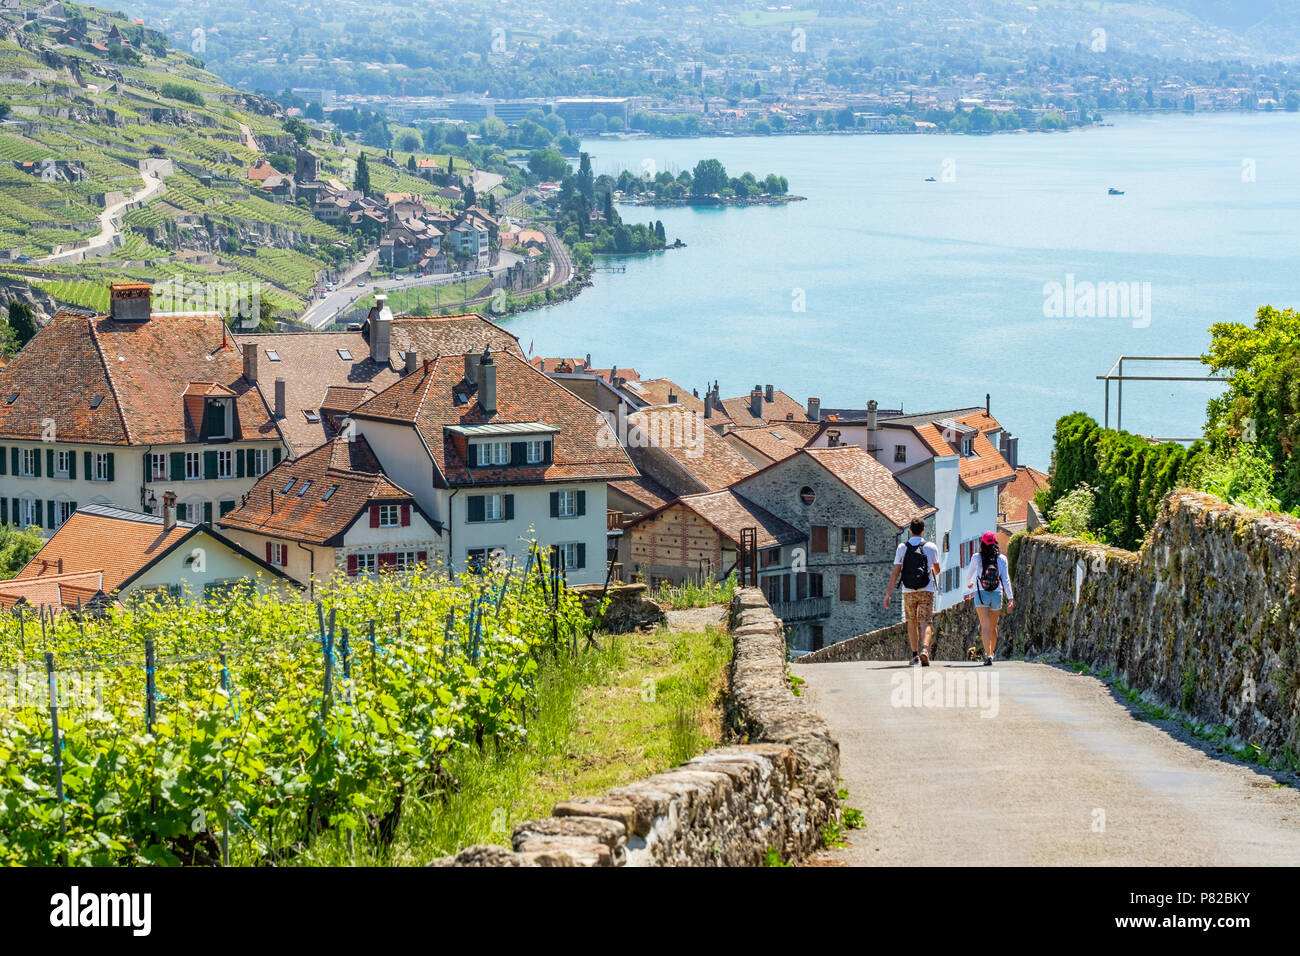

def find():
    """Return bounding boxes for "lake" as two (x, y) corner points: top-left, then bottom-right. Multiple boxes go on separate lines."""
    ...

(501, 114), (1300, 469)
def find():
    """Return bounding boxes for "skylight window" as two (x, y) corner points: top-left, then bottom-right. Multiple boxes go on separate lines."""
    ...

(770, 431), (786, 441)
(267, 349), (281, 362)
(5, 392), (17, 405)
(295, 480), (311, 497)
(322, 484), (338, 501)
(337, 348), (352, 361)
(304, 409), (321, 424)
(90, 395), (104, 409)
(282, 478), (296, 493)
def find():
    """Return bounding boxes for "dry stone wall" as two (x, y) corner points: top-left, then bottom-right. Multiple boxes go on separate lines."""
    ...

(430, 587), (839, 866)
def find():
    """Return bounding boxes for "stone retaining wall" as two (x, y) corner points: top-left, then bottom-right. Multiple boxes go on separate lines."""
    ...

(798, 599), (990, 663)
(430, 587), (840, 866)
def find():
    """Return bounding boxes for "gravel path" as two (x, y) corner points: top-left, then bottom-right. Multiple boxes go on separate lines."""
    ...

(795, 659), (1300, 866)
(663, 606), (729, 633)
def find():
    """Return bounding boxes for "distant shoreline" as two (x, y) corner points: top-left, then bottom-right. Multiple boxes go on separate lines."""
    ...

(620, 195), (805, 208)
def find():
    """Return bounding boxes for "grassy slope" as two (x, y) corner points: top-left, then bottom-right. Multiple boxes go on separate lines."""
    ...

(299, 624), (733, 865)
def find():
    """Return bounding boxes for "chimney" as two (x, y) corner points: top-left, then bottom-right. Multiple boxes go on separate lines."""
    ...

(867, 399), (879, 459)
(703, 398), (712, 419)
(464, 350), (477, 384)
(807, 397), (821, 422)
(477, 348), (496, 413)
(539, 359), (546, 372)
(986, 392), (990, 415)
(765, 384), (774, 403)
(749, 386), (763, 419)
(274, 377), (286, 419)
(369, 293), (392, 364)
(405, 350), (418, 374)
(668, 389), (677, 404)
(162, 490), (177, 531)
(585, 352), (592, 369)
(108, 282), (151, 322)
(242, 342), (258, 384)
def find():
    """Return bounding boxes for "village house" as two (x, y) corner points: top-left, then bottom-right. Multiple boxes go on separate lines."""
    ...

(347, 347), (637, 585)
(0, 284), (286, 533)
(731, 445), (937, 651)
(218, 435), (441, 595)
(723, 422), (809, 468)
(2, 501), (296, 611)
(804, 399), (1017, 611)
(621, 404), (756, 499)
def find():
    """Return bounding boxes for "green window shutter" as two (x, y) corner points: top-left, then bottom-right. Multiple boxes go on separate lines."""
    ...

(219, 499), (235, 517)
(549, 491), (559, 518)
(170, 452), (185, 481)
(0, 445), (6, 475)
(142, 452), (151, 483)
(503, 494), (514, 520)
(204, 450), (218, 480)
(46, 500), (54, 528)
(33, 499), (42, 528)
(68, 450), (75, 480)
(272, 448), (282, 466)
(576, 490), (586, 516)
(70, 501), (76, 516)
(10, 448), (17, 476)
(46, 448), (54, 477)
(32, 449), (40, 477)
(10, 499), (17, 525)
(467, 495), (485, 523)
(1, 497), (6, 523)
(576, 543), (586, 569)
(83, 451), (91, 479)
(236, 450), (246, 478)
(106, 452), (114, 482)
(204, 501), (213, 523)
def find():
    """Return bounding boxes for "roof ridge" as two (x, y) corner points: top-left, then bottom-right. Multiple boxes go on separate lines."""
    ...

(84, 316), (132, 444)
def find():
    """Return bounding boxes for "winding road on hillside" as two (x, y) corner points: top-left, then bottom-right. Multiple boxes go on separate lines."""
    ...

(795, 660), (1300, 865)
(36, 160), (168, 265)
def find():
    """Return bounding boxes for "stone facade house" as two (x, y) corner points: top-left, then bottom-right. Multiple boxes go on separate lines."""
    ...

(732, 445), (936, 652)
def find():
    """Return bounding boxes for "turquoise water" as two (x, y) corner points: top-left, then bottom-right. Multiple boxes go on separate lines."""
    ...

(502, 114), (1300, 468)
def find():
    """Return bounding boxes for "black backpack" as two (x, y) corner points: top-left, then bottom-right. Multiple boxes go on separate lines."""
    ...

(978, 550), (1002, 592)
(900, 541), (931, 590)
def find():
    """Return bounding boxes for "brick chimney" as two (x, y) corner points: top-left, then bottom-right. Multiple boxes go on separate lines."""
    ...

(369, 294), (392, 365)
(274, 377), (286, 419)
(242, 342), (258, 384)
(162, 490), (177, 531)
(109, 282), (151, 322)
(807, 397), (821, 422)
(405, 349), (418, 374)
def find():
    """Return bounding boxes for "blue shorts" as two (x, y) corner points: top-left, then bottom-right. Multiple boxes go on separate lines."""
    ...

(974, 588), (1003, 611)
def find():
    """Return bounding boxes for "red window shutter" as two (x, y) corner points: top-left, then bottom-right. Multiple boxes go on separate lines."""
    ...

(347, 554), (358, 576)
(811, 525), (828, 553)
(856, 527), (865, 555)
(417, 550), (427, 565)
(265, 541), (272, 563)
(280, 546), (288, 567)
(369, 505), (380, 528)
(401, 503), (411, 526)
(378, 552), (397, 570)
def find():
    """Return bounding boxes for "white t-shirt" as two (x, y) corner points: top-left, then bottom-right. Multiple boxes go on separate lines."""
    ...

(894, 537), (941, 592)
(964, 552), (1014, 601)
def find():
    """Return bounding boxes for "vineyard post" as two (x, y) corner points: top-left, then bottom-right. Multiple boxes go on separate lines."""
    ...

(45, 652), (67, 855)
(368, 619), (377, 683)
(443, 608), (454, 662)
(320, 612), (335, 724)
(16, 607), (24, 652)
(395, 608), (402, 640)
(145, 639), (157, 734)
(218, 649), (232, 868)
(76, 597), (85, 641)
(340, 626), (352, 701)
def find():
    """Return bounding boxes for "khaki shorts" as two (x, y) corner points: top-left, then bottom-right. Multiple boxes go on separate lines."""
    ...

(903, 590), (935, 636)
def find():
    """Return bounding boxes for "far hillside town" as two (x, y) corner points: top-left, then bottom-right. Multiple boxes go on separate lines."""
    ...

(0, 281), (1043, 652)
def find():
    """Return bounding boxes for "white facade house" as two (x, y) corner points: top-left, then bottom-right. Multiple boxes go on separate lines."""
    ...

(807, 403), (1016, 612)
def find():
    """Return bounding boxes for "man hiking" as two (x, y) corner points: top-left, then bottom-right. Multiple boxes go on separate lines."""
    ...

(883, 518), (942, 666)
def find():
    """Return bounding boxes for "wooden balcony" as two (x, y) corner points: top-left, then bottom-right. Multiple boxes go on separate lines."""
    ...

(606, 510), (624, 532)
(770, 595), (832, 622)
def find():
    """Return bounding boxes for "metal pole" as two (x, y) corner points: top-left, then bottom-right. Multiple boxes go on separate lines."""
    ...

(145, 639), (156, 734)
(46, 652), (66, 851)
(218, 649), (231, 868)
(1117, 357), (1123, 432)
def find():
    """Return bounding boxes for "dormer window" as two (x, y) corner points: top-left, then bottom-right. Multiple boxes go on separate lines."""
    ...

(204, 397), (232, 440)
(961, 436), (974, 457)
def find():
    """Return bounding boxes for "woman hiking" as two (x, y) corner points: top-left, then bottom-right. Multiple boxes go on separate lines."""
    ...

(964, 531), (1013, 666)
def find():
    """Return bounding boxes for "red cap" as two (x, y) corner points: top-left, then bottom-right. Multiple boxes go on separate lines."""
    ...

(980, 531), (997, 546)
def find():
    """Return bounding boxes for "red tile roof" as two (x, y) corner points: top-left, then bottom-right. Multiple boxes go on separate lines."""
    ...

(627, 488), (804, 550)
(724, 423), (808, 463)
(219, 435), (429, 545)
(999, 465), (1050, 526)
(0, 312), (276, 445)
(15, 508), (196, 591)
(608, 475), (677, 512)
(0, 570), (106, 613)
(625, 377), (704, 413)
(386, 314), (523, 361)
(800, 446), (936, 528)
(909, 410), (1015, 490)
(627, 405), (756, 492)
(350, 350), (637, 487)
(720, 388), (810, 427)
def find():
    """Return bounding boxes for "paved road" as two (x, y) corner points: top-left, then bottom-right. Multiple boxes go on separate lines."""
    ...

(794, 660), (1300, 865)
(37, 161), (167, 264)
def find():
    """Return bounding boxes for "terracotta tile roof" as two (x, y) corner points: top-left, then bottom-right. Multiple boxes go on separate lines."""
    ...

(627, 405), (756, 492)
(628, 488), (803, 550)
(608, 474), (677, 511)
(907, 409), (1015, 490)
(530, 356), (640, 386)
(625, 377), (704, 413)
(0, 570), (106, 612)
(350, 350), (638, 487)
(0, 312), (277, 445)
(999, 465), (1050, 526)
(387, 314), (523, 361)
(321, 385), (378, 414)
(14, 506), (196, 592)
(725, 423), (808, 463)
(779, 420), (822, 440)
(219, 435), (428, 545)
(800, 446), (936, 528)
(720, 388), (810, 426)
(239, 331), (400, 455)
